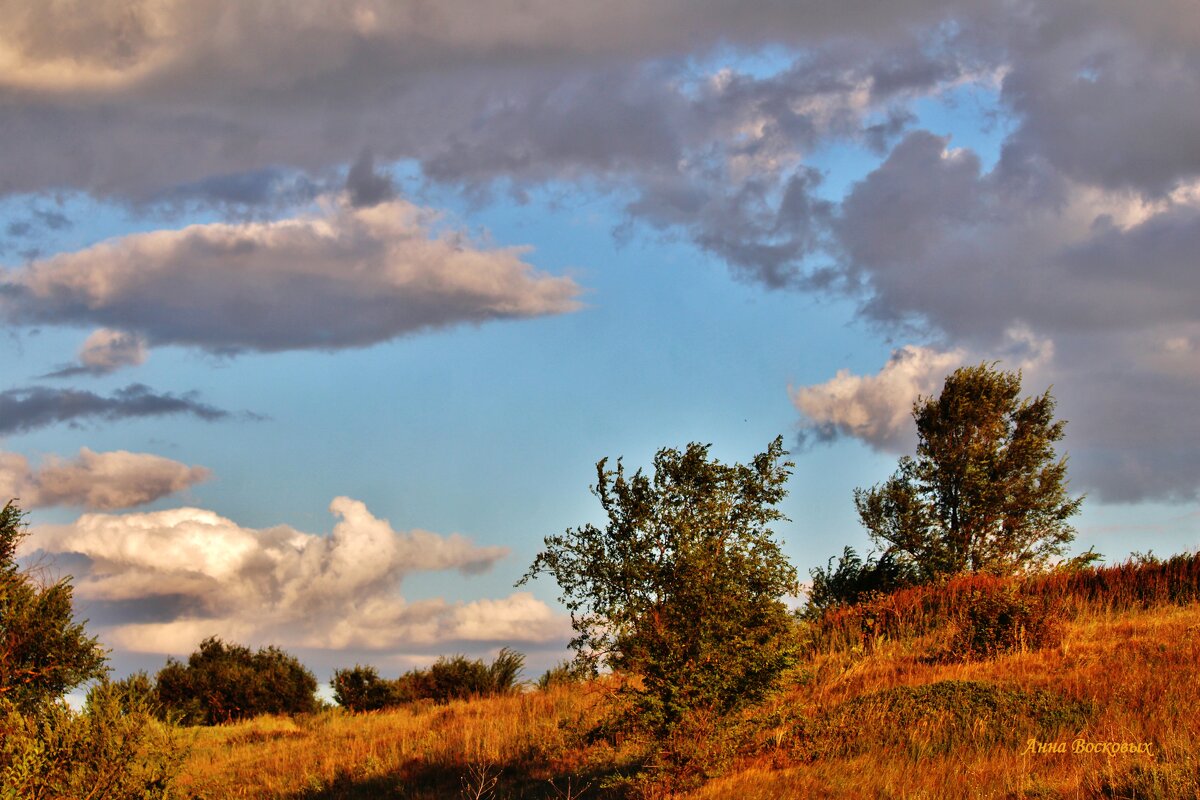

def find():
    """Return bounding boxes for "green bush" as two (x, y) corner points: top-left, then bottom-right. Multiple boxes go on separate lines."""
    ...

(0, 501), (186, 799)
(0, 502), (107, 713)
(331, 665), (401, 712)
(155, 637), (317, 725)
(805, 546), (918, 616)
(946, 584), (1062, 661)
(331, 650), (526, 712)
(1, 687), (185, 800)
(535, 660), (584, 691)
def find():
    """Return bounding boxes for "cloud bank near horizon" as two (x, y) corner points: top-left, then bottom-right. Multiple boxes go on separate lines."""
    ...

(26, 497), (568, 654)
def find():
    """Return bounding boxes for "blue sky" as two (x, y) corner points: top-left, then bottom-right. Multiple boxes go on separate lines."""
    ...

(3, 0), (1199, 683)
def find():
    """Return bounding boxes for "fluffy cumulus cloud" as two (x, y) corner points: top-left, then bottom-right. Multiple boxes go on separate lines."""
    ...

(791, 345), (964, 452)
(27, 497), (567, 653)
(1, 197), (582, 353)
(0, 447), (209, 510)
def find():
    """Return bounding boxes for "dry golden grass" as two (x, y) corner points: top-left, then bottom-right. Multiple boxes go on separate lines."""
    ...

(175, 683), (633, 799)
(174, 575), (1200, 799)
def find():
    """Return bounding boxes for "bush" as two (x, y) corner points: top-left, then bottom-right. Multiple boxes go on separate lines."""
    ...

(331, 650), (526, 712)
(805, 546), (918, 616)
(0, 501), (186, 798)
(1, 686), (186, 800)
(945, 584), (1062, 661)
(536, 660), (584, 691)
(331, 665), (400, 713)
(155, 637), (317, 725)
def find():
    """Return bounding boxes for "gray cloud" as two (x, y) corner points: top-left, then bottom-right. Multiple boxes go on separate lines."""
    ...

(0, 447), (210, 510)
(1, 196), (582, 354)
(0, 384), (230, 435)
(345, 150), (395, 208)
(26, 496), (566, 653)
(5, 0), (1200, 503)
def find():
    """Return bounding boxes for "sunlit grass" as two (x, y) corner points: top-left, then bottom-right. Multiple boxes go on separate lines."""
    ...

(176, 560), (1200, 799)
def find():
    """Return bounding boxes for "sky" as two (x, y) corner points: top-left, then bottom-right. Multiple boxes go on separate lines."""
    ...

(3, 0), (1199, 685)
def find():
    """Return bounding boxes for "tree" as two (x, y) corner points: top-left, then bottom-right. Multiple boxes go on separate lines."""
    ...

(1, 500), (107, 712)
(1, 501), (185, 799)
(519, 438), (799, 748)
(154, 637), (317, 725)
(855, 364), (1084, 580)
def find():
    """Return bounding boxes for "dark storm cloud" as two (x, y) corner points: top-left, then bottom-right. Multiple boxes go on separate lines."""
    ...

(344, 151), (396, 208)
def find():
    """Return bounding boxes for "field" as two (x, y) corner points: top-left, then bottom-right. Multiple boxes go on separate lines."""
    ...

(172, 560), (1200, 799)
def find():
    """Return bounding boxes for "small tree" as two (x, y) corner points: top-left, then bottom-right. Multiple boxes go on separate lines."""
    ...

(1, 500), (107, 711)
(1, 501), (185, 799)
(855, 364), (1084, 580)
(520, 437), (799, 774)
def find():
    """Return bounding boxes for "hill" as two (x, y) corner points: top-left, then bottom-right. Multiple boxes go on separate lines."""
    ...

(172, 557), (1200, 799)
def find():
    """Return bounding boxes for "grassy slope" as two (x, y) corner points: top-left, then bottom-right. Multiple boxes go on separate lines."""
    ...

(174, 599), (1200, 799)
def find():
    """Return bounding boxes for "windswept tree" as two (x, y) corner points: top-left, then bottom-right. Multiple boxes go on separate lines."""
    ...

(855, 364), (1084, 580)
(520, 437), (799, 778)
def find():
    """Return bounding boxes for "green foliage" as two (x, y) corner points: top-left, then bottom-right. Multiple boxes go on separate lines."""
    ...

(332, 650), (526, 712)
(805, 546), (918, 615)
(855, 364), (1084, 580)
(1, 501), (107, 712)
(0, 689), (185, 800)
(944, 584), (1062, 661)
(485, 648), (525, 696)
(427, 655), (494, 703)
(536, 660), (585, 691)
(155, 637), (317, 725)
(331, 665), (400, 713)
(520, 437), (799, 776)
(0, 501), (186, 798)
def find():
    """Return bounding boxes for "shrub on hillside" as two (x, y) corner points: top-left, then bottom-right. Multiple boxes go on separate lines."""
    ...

(535, 660), (585, 691)
(156, 637), (317, 725)
(331, 665), (401, 712)
(331, 649), (526, 712)
(805, 546), (918, 616)
(944, 583), (1062, 661)
(1, 501), (186, 798)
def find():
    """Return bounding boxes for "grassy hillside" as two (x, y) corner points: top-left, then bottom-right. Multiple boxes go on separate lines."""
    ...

(173, 560), (1200, 799)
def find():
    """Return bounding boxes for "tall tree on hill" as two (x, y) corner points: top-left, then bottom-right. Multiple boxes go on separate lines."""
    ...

(855, 364), (1084, 579)
(521, 438), (798, 787)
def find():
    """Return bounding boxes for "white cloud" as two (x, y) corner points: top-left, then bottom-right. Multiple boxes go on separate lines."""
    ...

(3, 196), (583, 354)
(791, 345), (964, 452)
(28, 497), (567, 653)
(0, 447), (209, 510)
(77, 329), (148, 374)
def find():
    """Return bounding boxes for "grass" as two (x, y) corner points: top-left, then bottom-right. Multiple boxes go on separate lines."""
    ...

(172, 556), (1200, 799)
